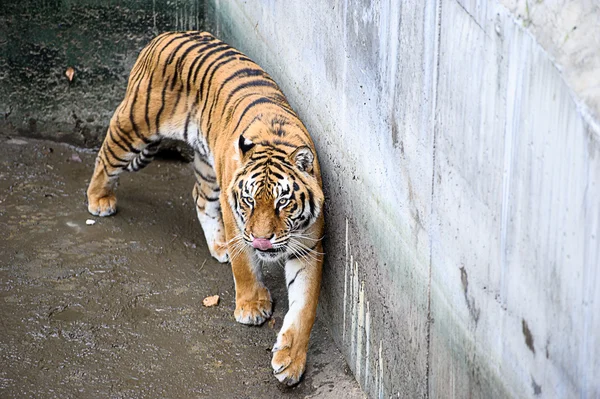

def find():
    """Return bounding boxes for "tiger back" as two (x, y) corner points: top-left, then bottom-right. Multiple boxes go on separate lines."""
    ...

(86, 31), (325, 385)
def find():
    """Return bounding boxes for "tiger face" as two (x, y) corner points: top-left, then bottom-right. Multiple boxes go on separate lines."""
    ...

(228, 135), (324, 262)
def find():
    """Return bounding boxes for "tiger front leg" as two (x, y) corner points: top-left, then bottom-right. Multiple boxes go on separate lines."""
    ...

(272, 250), (323, 385)
(231, 256), (273, 325)
(221, 204), (273, 325)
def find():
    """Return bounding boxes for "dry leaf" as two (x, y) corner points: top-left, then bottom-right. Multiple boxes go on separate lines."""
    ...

(65, 67), (75, 82)
(202, 295), (219, 307)
(268, 318), (276, 329)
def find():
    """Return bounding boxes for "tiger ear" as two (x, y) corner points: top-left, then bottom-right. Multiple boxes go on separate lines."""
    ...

(238, 134), (255, 157)
(291, 146), (314, 173)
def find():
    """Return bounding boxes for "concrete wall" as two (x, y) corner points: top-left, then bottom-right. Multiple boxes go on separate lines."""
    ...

(0, 0), (207, 147)
(206, 1), (600, 398)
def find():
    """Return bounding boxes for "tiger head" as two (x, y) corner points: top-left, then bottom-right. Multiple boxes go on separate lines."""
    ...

(228, 133), (324, 263)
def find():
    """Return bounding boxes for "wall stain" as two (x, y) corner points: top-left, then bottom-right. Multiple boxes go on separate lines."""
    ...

(531, 376), (542, 396)
(522, 319), (535, 354)
(460, 266), (480, 324)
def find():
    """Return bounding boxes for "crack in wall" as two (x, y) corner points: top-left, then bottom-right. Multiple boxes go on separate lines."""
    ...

(425, 0), (444, 397)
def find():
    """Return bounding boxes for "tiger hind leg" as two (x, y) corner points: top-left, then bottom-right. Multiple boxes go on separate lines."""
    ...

(87, 118), (159, 216)
(192, 152), (229, 263)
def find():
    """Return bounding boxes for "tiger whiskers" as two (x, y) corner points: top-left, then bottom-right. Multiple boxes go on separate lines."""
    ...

(286, 238), (323, 265)
(288, 236), (325, 256)
(289, 233), (324, 243)
(227, 233), (248, 262)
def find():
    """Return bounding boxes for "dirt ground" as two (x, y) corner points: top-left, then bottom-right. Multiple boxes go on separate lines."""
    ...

(0, 135), (363, 399)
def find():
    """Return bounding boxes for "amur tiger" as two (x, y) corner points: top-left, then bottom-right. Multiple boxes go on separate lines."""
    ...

(86, 31), (325, 385)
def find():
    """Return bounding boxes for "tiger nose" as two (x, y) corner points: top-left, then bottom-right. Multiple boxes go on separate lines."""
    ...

(252, 237), (273, 250)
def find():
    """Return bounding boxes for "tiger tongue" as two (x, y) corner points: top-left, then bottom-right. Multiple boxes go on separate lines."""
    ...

(252, 238), (273, 251)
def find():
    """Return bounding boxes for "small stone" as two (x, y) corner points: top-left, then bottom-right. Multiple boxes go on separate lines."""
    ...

(70, 153), (82, 163)
(85, 219), (96, 226)
(202, 295), (219, 307)
(6, 139), (28, 145)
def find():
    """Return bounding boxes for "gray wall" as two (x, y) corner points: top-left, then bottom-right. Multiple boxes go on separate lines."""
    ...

(0, 0), (207, 147)
(207, 1), (600, 398)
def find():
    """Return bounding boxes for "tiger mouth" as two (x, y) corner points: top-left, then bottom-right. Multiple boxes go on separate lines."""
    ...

(255, 247), (284, 254)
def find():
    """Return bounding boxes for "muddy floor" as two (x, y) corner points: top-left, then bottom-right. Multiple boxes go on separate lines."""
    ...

(0, 135), (363, 399)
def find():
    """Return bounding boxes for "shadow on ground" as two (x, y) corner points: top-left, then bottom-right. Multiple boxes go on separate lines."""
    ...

(0, 135), (363, 399)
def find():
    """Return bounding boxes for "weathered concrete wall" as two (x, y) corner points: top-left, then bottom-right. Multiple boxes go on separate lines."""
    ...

(0, 0), (207, 147)
(206, 0), (600, 397)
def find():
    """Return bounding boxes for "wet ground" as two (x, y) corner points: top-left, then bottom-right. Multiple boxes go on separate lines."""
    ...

(0, 135), (363, 399)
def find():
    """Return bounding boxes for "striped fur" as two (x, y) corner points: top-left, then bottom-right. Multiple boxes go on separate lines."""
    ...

(86, 31), (325, 385)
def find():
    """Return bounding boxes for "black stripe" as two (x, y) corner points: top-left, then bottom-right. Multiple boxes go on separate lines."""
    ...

(155, 37), (216, 128)
(191, 43), (232, 85)
(183, 112), (192, 142)
(271, 155), (294, 167)
(99, 157), (120, 178)
(128, 74), (152, 144)
(217, 68), (272, 113)
(171, 40), (217, 91)
(289, 203), (298, 214)
(287, 267), (305, 289)
(272, 139), (298, 148)
(238, 114), (263, 137)
(194, 167), (217, 184)
(270, 161), (291, 175)
(185, 42), (224, 91)
(114, 119), (141, 153)
(195, 155), (213, 168)
(197, 52), (241, 118)
(271, 171), (284, 180)
(198, 52), (241, 112)
(137, 157), (151, 167)
(104, 145), (128, 164)
(107, 129), (130, 154)
(128, 33), (170, 89)
(165, 44), (217, 119)
(231, 97), (288, 134)
(143, 72), (153, 132)
(102, 153), (126, 169)
(164, 33), (210, 74)
(222, 79), (278, 113)
(232, 191), (239, 211)
(221, 68), (268, 88)
(205, 68), (259, 138)
(198, 50), (240, 101)
(201, 55), (248, 142)
(197, 188), (220, 202)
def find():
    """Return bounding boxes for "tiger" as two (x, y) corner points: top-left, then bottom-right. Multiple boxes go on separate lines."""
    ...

(86, 31), (325, 385)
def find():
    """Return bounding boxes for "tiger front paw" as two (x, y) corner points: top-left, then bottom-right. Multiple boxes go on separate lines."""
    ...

(87, 193), (117, 217)
(234, 287), (272, 325)
(210, 241), (229, 263)
(271, 328), (307, 386)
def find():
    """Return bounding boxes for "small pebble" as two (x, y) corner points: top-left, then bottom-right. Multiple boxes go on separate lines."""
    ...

(6, 139), (28, 145)
(202, 295), (219, 307)
(85, 219), (96, 226)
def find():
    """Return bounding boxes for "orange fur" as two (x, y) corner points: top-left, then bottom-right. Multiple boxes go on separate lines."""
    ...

(86, 31), (325, 385)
